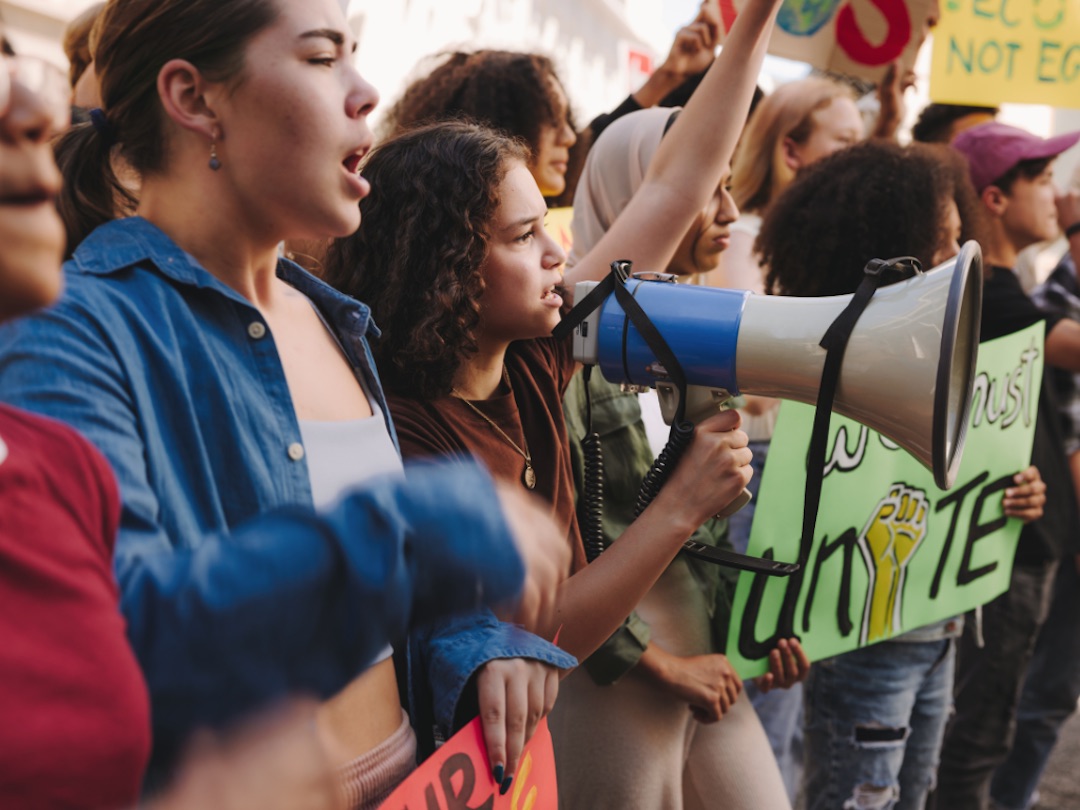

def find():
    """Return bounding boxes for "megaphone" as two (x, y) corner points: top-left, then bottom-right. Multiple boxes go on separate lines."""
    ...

(572, 241), (983, 491)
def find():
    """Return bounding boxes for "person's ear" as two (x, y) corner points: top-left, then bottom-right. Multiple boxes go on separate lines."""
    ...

(781, 137), (803, 172)
(156, 58), (222, 141)
(981, 184), (1008, 217)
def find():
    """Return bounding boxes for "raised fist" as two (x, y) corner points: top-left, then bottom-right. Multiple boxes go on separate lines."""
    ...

(857, 483), (928, 644)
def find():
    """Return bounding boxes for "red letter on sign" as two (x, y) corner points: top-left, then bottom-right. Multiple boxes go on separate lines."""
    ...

(719, 0), (738, 34)
(836, 0), (911, 66)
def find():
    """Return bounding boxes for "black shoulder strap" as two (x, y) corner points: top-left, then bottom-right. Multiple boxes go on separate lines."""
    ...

(797, 257), (920, 568)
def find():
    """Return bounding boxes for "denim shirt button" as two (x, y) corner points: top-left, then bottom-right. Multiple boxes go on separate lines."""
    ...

(247, 322), (267, 340)
(287, 442), (305, 461)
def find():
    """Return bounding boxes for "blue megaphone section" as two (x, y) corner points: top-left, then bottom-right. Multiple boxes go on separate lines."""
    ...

(595, 278), (750, 392)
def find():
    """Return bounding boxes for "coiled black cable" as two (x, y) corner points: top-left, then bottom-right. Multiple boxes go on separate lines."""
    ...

(634, 419), (694, 518)
(581, 431), (606, 562)
(580, 366), (607, 563)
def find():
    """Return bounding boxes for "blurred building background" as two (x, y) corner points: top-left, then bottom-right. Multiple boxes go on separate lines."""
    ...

(0, 0), (669, 128)
(5, 0), (1078, 283)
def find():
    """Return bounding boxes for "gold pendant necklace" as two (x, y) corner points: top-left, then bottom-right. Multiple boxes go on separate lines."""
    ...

(451, 369), (536, 490)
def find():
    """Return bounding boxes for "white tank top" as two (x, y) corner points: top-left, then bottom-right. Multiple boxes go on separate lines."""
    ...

(298, 297), (405, 665)
(300, 405), (403, 665)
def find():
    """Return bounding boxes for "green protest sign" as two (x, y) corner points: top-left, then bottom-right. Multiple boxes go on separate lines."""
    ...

(726, 323), (1044, 678)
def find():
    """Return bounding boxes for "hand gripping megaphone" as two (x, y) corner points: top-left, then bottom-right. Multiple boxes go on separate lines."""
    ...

(564, 242), (983, 570)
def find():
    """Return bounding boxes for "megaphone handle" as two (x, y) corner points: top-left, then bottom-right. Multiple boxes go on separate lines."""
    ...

(715, 488), (752, 518)
(681, 540), (800, 576)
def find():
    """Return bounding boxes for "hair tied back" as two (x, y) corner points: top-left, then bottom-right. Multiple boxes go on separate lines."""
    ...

(88, 108), (116, 147)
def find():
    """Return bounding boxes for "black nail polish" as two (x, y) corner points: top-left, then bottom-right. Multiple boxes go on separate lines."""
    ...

(493, 764), (504, 784)
(500, 776), (514, 795)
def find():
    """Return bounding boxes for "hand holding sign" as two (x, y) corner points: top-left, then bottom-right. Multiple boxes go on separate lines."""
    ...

(378, 717), (557, 810)
(476, 658), (560, 796)
(1001, 465), (1046, 523)
(753, 637), (811, 693)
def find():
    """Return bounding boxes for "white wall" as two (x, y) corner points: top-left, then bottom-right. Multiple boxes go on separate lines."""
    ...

(1, 0), (665, 129)
(0, 0), (101, 66)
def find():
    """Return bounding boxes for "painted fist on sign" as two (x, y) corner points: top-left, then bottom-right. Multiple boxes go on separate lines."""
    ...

(857, 484), (929, 645)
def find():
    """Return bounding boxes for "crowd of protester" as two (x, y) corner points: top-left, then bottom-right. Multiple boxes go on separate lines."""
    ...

(2, 0), (1080, 808)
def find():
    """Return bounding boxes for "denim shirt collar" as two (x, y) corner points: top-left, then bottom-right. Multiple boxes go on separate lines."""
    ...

(72, 216), (380, 340)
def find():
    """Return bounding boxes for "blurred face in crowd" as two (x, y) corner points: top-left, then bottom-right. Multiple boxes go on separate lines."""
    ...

(932, 197), (962, 266)
(785, 95), (864, 171)
(0, 38), (66, 322)
(668, 170), (739, 276)
(995, 162), (1060, 251)
(530, 77), (576, 197)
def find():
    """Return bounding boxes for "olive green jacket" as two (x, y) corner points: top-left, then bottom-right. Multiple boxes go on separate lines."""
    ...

(563, 371), (737, 684)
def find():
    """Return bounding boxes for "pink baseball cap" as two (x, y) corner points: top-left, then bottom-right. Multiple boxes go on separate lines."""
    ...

(951, 121), (1080, 193)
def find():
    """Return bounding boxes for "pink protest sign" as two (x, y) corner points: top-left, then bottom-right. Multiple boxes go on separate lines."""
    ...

(379, 718), (557, 810)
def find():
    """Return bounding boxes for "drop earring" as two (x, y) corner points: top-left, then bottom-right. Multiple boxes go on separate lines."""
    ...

(209, 140), (221, 171)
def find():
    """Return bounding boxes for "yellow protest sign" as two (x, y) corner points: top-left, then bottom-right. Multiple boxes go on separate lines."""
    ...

(545, 206), (574, 255)
(931, 0), (1080, 108)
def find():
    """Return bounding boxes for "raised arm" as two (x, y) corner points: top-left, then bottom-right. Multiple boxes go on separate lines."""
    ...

(564, 0), (782, 295)
(631, 0), (719, 109)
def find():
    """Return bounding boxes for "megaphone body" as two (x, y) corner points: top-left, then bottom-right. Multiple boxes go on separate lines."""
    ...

(573, 242), (983, 490)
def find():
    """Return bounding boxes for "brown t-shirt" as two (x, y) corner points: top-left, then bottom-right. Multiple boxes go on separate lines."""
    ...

(389, 335), (587, 572)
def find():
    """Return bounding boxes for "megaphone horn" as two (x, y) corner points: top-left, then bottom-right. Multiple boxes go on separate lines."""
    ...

(572, 241), (983, 490)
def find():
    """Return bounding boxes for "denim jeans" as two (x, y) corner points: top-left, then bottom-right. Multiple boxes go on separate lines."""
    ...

(989, 560), (1080, 810)
(933, 561), (1057, 810)
(803, 637), (955, 810)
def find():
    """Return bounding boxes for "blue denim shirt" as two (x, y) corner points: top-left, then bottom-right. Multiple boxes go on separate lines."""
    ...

(0, 217), (574, 771)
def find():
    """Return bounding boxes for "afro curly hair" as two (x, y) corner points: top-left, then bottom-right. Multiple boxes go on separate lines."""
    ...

(759, 140), (987, 298)
(382, 49), (574, 159)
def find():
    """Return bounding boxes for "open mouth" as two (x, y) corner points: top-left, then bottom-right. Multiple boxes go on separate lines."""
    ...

(541, 284), (565, 305)
(342, 153), (363, 174)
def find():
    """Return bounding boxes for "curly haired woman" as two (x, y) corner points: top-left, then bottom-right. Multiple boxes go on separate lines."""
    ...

(323, 1), (785, 804)
(384, 49), (577, 198)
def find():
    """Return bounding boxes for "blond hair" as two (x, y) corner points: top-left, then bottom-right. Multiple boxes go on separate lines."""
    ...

(731, 76), (855, 214)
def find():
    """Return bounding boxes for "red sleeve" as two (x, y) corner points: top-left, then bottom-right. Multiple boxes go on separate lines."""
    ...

(84, 435), (121, 558)
(59, 426), (122, 564)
